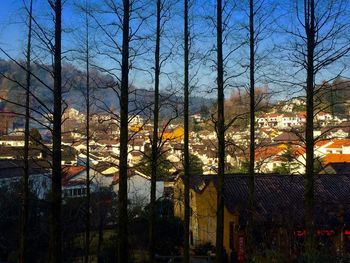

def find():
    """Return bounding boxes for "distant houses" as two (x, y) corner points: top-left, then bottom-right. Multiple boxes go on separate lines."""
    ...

(0, 160), (51, 199)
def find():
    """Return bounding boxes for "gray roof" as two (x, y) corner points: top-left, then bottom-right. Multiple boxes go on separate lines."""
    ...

(323, 162), (350, 174)
(187, 174), (350, 226)
(0, 160), (50, 179)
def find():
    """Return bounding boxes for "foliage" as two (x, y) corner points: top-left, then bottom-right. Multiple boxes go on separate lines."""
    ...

(314, 157), (324, 174)
(192, 118), (202, 132)
(226, 161), (249, 174)
(29, 128), (42, 145)
(272, 146), (301, 175)
(189, 154), (204, 175)
(142, 199), (184, 256)
(200, 104), (210, 120)
(0, 183), (49, 262)
(138, 147), (173, 179)
(194, 242), (215, 256)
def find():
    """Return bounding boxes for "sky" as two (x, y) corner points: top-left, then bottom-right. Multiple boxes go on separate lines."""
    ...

(1, 0), (350, 101)
(0, 0), (79, 58)
(0, 1), (27, 56)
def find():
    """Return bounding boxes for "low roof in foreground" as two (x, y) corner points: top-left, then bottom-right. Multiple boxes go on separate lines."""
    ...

(182, 173), (350, 226)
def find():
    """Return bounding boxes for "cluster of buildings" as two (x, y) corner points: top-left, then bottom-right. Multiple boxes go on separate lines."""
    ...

(2, 99), (350, 260)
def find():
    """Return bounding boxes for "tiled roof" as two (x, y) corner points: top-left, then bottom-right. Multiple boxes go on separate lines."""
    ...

(255, 146), (283, 161)
(93, 161), (115, 173)
(327, 139), (350, 149)
(273, 132), (301, 142)
(315, 140), (331, 147)
(290, 147), (306, 156)
(0, 134), (24, 141)
(188, 174), (350, 226)
(0, 160), (50, 179)
(0, 146), (42, 157)
(62, 165), (85, 182)
(323, 154), (350, 165)
(324, 162), (350, 174)
(112, 169), (147, 184)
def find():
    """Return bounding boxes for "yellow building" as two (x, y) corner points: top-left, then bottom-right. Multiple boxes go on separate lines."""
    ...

(174, 174), (350, 261)
(162, 127), (184, 141)
(174, 175), (241, 257)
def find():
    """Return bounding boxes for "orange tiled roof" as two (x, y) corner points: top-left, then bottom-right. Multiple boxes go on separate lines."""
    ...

(315, 140), (331, 147)
(327, 139), (350, 149)
(62, 166), (85, 181)
(291, 147), (305, 156)
(255, 146), (283, 160)
(323, 154), (350, 165)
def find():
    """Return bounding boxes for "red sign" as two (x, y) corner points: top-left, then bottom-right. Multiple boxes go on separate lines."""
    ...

(237, 233), (246, 262)
(316, 229), (335, 236)
(294, 229), (335, 237)
(295, 230), (306, 237)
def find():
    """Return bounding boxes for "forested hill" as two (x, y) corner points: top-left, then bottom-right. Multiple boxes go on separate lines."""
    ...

(0, 59), (214, 116)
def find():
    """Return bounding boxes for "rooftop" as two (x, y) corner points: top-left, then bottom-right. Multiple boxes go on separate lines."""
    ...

(185, 173), (350, 225)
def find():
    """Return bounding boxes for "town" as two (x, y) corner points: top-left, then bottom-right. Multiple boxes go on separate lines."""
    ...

(2, 92), (350, 262)
(1, 0), (350, 262)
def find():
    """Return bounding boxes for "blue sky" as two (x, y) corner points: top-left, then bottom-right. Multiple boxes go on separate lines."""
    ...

(1, 0), (350, 101)
(0, 1), (26, 56)
(0, 0), (78, 58)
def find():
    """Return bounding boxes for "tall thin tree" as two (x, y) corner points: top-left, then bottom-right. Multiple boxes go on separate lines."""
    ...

(49, 0), (63, 262)
(118, 0), (130, 261)
(84, 0), (91, 262)
(149, 0), (161, 261)
(247, 0), (255, 258)
(280, 0), (350, 260)
(183, 0), (190, 262)
(215, 0), (225, 262)
(20, 1), (33, 262)
(304, 0), (315, 260)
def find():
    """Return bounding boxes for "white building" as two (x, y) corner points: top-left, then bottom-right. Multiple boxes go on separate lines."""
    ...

(112, 170), (164, 207)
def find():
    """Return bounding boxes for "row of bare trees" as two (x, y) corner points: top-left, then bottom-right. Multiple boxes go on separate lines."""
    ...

(1, 0), (350, 262)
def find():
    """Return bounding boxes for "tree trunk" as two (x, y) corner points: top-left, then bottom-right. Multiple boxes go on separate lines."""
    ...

(149, 0), (161, 261)
(216, 0), (225, 262)
(85, 4), (91, 262)
(247, 0), (255, 258)
(118, 0), (130, 262)
(49, 0), (62, 262)
(97, 209), (104, 263)
(304, 0), (315, 261)
(183, 0), (190, 262)
(20, 1), (33, 262)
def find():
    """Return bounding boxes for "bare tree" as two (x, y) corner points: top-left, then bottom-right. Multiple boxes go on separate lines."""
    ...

(118, 0), (130, 261)
(49, 0), (63, 262)
(149, 0), (161, 261)
(215, 0), (225, 262)
(183, 0), (190, 262)
(246, 0), (255, 257)
(83, 1), (92, 261)
(20, 1), (33, 262)
(245, 0), (276, 256)
(277, 0), (350, 260)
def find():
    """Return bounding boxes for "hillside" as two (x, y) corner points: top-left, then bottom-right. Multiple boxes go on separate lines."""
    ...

(0, 59), (214, 116)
